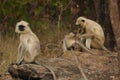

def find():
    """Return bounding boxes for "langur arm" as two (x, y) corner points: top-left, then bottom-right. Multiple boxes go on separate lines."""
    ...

(81, 33), (94, 38)
(77, 33), (93, 49)
(16, 43), (25, 65)
(85, 38), (92, 49)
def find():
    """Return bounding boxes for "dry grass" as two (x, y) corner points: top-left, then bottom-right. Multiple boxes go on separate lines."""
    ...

(0, 36), (18, 75)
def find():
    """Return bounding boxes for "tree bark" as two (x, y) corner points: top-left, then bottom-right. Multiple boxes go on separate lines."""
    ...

(109, 0), (120, 50)
(94, 0), (117, 51)
(109, 0), (120, 79)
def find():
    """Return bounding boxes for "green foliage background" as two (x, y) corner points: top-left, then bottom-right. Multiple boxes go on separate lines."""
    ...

(0, 0), (71, 36)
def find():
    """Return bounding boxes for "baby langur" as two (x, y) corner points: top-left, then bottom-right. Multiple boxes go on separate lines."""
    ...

(15, 20), (41, 64)
(75, 17), (111, 53)
(62, 32), (94, 54)
(62, 32), (77, 52)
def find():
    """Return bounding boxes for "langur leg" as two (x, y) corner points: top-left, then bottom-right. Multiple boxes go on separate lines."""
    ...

(16, 44), (25, 65)
(85, 38), (92, 49)
(81, 33), (93, 49)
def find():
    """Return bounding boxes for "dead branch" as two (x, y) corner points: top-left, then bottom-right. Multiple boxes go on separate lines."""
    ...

(74, 54), (89, 80)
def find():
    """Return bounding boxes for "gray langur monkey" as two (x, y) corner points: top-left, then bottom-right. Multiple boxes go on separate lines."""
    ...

(62, 32), (76, 52)
(75, 17), (111, 53)
(15, 20), (56, 80)
(62, 32), (94, 54)
(15, 20), (41, 64)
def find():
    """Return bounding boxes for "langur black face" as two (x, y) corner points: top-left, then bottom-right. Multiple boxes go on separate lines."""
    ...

(15, 20), (31, 34)
(18, 25), (25, 31)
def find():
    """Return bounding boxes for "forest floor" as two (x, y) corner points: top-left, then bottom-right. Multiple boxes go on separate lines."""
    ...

(0, 49), (119, 80)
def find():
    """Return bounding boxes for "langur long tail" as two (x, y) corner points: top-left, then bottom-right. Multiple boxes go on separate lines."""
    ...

(102, 46), (112, 53)
(34, 61), (57, 80)
(75, 41), (95, 55)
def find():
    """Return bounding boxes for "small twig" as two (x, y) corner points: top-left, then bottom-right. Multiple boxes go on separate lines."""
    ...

(57, 0), (73, 43)
(62, 0), (73, 11)
(46, 43), (59, 48)
(74, 53), (89, 80)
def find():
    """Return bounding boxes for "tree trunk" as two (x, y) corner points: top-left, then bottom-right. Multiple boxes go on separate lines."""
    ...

(109, 0), (120, 79)
(95, 0), (117, 51)
(109, 0), (120, 49)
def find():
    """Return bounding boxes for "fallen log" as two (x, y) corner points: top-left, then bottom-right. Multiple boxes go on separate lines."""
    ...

(8, 63), (54, 80)
(8, 58), (83, 80)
